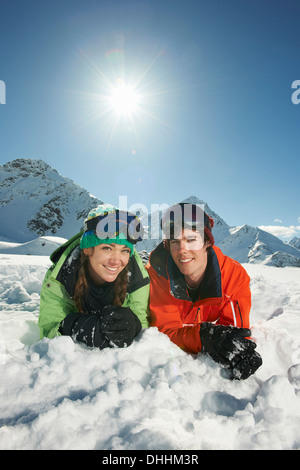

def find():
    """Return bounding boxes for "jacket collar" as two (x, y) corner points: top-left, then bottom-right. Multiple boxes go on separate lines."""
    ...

(50, 231), (83, 265)
(149, 242), (222, 302)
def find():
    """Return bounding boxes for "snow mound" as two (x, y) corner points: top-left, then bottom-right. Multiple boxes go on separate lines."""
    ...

(0, 236), (67, 256)
(0, 255), (300, 450)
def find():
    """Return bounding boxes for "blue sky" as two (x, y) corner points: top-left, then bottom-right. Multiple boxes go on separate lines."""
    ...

(0, 0), (300, 240)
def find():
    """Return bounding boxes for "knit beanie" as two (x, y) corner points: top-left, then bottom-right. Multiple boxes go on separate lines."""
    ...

(80, 204), (135, 255)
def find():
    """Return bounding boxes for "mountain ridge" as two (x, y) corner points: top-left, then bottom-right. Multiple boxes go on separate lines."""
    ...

(0, 158), (103, 242)
(0, 158), (299, 267)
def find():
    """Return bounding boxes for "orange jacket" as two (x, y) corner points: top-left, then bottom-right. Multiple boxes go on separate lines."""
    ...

(145, 243), (251, 354)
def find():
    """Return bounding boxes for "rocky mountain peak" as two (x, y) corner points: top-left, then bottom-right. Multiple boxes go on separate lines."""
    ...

(0, 158), (103, 242)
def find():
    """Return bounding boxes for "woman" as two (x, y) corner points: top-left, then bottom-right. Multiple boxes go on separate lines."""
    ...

(39, 204), (150, 349)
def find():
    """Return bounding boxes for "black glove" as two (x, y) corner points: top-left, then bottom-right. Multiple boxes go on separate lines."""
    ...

(226, 349), (263, 380)
(200, 322), (262, 379)
(59, 312), (110, 349)
(99, 306), (142, 348)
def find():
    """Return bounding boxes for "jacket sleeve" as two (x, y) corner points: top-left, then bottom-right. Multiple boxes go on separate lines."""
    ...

(216, 262), (251, 329)
(38, 267), (76, 339)
(123, 250), (150, 329)
(147, 266), (202, 354)
(123, 284), (150, 329)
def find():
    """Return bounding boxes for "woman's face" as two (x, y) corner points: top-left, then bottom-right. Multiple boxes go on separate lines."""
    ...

(83, 243), (131, 285)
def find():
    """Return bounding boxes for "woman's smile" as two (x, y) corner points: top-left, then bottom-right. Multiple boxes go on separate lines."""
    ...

(83, 244), (131, 285)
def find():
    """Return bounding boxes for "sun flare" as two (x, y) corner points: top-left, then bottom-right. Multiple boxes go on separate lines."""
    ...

(76, 46), (173, 150)
(108, 82), (140, 117)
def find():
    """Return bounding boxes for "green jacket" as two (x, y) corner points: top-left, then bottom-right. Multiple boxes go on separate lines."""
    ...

(38, 232), (150, 339)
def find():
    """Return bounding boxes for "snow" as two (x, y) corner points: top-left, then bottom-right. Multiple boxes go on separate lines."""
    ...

(219, 225), (300, 266)
(0, 236), (67, 256)
(0, 158), (102, 242)
(0, 253), (300, 450)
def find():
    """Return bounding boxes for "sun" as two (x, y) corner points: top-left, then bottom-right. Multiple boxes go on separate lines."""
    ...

(108, 81), (140, 117)
(74, 47), (174, 150)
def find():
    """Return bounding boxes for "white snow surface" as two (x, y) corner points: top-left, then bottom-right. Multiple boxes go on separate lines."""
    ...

(0, 254), (300, 450)
(0, 236), (67, 256)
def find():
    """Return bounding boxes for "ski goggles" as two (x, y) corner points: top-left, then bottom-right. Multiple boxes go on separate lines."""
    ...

(83, 210), (144, 244)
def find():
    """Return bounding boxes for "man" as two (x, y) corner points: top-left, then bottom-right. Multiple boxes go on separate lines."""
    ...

(146, 203), (262, 380)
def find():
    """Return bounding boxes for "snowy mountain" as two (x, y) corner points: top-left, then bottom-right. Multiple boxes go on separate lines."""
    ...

(0, 158), (103, 242)
(219, 224), (300, 267)
(289, 237), (300, 251)
(139, 195), (300, 268)
(0, 158), (299, 267)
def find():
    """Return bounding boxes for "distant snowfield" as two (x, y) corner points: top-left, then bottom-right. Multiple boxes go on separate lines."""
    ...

(0, 236), (67, 256)
(0, 253), (300, 450)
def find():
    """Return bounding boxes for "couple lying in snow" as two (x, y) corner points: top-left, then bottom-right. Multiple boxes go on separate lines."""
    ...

(38, 202), (262, 380)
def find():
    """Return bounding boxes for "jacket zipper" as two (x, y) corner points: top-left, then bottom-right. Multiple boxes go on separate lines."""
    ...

(236, 300), (243, 327)
(194, 307), (201, 324)
(230, 300), (243, 327)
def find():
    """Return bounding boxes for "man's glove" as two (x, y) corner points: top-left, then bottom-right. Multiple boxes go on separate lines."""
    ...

(99, 305), (142, 348)
(200, 322), (262, 380)
(226, 349), (262, 380)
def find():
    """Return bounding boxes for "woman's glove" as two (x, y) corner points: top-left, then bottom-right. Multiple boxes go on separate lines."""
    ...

(200, 322), (262, 380)
(99, 305), (142, 348)
(59, 312), (110, 349)
(59, 306), (142, 350)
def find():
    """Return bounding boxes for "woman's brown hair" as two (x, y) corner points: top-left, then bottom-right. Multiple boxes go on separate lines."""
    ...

(73, 249), (129, 313)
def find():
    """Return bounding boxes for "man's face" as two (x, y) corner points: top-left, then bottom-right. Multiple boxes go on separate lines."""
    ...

(169, 228), (208, 285)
